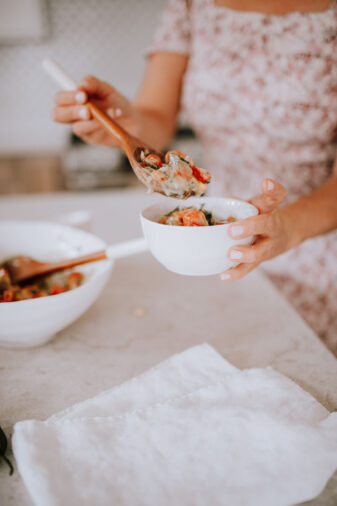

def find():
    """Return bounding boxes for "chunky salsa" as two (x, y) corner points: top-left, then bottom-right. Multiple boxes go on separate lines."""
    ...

(140, 149), (211, 199)
(159, 206), (237, 227)
(0, 267), (84, 303)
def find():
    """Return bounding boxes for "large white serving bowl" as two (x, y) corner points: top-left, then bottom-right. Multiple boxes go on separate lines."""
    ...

(0, 221), (113, 348)
(140, 197), (258, 276)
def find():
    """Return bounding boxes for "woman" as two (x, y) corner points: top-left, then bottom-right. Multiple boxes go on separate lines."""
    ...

(52, 0), (337, 353)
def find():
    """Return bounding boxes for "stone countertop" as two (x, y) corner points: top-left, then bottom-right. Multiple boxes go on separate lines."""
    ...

(0, 189), (336, 506)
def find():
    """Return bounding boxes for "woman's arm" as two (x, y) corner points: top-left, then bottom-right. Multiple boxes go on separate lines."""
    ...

(52, 53), (188, 151)
(134, 53), (188, 149)
(281, 164), (337, 249)
(221, 164), (337, 281)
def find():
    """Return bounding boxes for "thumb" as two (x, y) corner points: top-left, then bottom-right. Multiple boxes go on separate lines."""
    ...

(78, 75), (115, 99)
(249, 178), (287, 214)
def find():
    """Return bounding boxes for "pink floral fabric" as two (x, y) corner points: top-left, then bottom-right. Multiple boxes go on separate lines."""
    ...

(149, 0), (337, 353)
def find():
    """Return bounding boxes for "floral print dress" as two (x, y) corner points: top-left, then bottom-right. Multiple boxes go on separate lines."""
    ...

(148, 0), (337, 353)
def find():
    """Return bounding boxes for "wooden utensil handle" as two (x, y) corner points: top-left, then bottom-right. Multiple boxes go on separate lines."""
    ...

(88, 102), (130, 149)
(43, 250), (108, 275)
(43, 60), (130, 146)
(43, 59), (141, 161)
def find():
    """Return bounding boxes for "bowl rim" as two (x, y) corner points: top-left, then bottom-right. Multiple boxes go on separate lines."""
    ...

(140, 197), (258, 230)
(0, 219), (112, 307)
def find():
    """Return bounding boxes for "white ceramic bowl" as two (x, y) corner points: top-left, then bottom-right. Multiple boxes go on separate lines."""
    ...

(140, 197), (258, 276)
(0, 221), (112, 348)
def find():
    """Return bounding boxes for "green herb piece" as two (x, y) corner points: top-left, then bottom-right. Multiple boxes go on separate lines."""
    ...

(178, 155), (190, 164)
(202, 209), (214, 225)
(146, 161), (160, 170)
(0, 425), (13, 476)
(168, 152), (190, 165)
(165, 206), (180, 217)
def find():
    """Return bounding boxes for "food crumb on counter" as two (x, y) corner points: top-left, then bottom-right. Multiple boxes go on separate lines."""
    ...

(134, 307), (147, 317)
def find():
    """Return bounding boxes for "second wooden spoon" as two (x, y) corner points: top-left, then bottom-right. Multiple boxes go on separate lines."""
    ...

(3, 238), (147, 284)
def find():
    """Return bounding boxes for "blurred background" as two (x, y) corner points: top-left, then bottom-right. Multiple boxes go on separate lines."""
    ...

(0, 0), (202, 195)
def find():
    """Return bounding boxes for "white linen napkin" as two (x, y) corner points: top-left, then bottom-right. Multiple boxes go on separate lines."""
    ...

(12, 344), (337, 506)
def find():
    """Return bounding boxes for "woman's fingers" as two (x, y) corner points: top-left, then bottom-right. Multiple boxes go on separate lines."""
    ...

(250, 178), (287, 213)
(72, 120), (118, 146)
(79, 75), (115, 99)
(228, 212), (281, 239)
(54, 90), (88, 106)
(72, 120), (99, 137)
(219, 179), (288, 282)
(227, 237), (272, 264)
(52, 105), (91, 123)
(220, 261), (259, 281)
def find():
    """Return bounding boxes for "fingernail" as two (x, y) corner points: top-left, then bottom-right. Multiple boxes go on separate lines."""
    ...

(79, 107), (89, 120)
(115, 108), (122, 117)
(220, 272), (231, 281)
(230, 225), (244, 237)
(230, 250), (243, 260)
(107, 108), (114, 118)
(267, 180), (274, 191)
(75, 91), (86, 103)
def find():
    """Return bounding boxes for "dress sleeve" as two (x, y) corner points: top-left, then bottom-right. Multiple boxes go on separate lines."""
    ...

(147, 0), (191, 56)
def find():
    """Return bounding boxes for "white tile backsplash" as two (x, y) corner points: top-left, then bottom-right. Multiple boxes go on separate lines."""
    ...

(0, 0), (166, 155)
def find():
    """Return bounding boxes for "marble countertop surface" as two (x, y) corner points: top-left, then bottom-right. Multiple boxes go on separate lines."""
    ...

(0, 188), (336, 506)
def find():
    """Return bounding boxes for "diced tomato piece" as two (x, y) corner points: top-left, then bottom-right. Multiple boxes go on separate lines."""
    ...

(164, 150), (187, 164)
(3, 289), (14, 302)
(67, 272), (84, 289)
(49, 284), (66, 295)
(191, 165), (211, 183)
(67, 272), (83, 283)
(144, 154), (162, 169)
(182, 210), (209, 227)
(171, 211), (185, 225)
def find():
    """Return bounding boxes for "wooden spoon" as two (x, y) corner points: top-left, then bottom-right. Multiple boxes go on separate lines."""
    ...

(86, 102), (167, 195)
(42, 59), (195, 199)
(3, 238), (147, 284)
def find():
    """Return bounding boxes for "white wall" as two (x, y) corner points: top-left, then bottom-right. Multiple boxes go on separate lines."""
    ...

(0, 0), (166, 154)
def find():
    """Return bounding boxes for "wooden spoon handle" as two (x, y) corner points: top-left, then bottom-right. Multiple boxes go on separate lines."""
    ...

(40, 250), (108, 276)
(42, 59), (134, 151)
(88, 102), (131, 149)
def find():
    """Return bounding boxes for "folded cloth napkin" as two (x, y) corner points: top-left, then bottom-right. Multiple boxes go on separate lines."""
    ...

(12, 344), (337, 506)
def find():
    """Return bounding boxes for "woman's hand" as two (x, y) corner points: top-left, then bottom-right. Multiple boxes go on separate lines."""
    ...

(51, 53), (189, 151)
(220, 179), (291, 281)
(52, 75), (139, 147)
